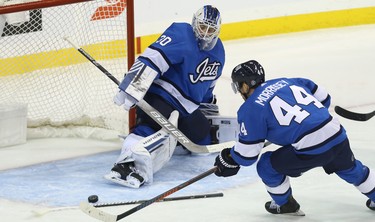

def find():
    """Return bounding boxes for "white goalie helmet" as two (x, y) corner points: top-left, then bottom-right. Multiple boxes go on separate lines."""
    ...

(192, 5), (221, 51)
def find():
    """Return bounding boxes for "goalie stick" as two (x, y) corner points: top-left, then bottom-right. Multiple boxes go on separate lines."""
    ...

(335, 106), (375, 121)
(64, 36), (234, 153)
(32, 193), (223, 216)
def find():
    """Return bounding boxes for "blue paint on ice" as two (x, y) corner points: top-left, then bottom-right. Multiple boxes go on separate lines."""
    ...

(0, 151), (258, 207)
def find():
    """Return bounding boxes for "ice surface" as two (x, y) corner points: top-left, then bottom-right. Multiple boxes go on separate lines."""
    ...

(0, 25), (374, 222)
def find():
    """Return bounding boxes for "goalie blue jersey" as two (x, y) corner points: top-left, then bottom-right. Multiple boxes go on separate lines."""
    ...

(137, 22), (225, 116)
(231, 77), (347, 166)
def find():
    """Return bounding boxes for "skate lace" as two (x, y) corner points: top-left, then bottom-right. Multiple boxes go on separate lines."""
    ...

(269, 200), (281, 213)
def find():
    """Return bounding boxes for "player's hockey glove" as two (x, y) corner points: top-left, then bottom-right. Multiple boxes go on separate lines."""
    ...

(214, 148), (240, 177)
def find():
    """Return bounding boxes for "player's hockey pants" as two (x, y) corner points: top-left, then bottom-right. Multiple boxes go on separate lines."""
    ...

(257, 138), (375, 205)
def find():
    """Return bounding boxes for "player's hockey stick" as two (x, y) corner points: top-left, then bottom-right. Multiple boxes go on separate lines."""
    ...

(94, 192), (223, 207)
(80, 166), (218, 222)
(137, 100), (235, 153)
(32, 193), (223, 216)
(335, 106), (375, 121)
(64, 36), (235, 153)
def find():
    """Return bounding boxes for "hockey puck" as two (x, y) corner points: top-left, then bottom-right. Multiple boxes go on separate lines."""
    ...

(88, 195), (99, 203)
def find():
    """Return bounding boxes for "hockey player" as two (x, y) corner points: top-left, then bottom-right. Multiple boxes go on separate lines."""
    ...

(214, 60), (375, 215)
(105, 5), (225, 188)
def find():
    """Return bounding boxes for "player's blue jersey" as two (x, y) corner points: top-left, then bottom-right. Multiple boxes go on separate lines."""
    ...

(231, 77), (347, 166)
(137, 22), (225, 116)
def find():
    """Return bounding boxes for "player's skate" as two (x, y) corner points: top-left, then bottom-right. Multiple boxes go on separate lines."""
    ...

(265, 195), (305, 216)
(104, 161), (145, 188)
(366, 199), (375, 210)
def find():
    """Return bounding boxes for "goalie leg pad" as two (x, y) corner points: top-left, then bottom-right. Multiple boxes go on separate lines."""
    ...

(149, 110), (178, 173)
(115, 134), (144, 163)
(132, 110), (179, 184)
(106, 131), (170, 187)
(108, 111), (179, 186)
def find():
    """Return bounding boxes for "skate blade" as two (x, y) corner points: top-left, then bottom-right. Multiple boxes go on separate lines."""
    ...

(284, 209), (305, 216)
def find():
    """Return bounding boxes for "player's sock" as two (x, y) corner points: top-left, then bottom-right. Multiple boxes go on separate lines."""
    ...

(366, 199), (375, 210)
(104, 161), (145, 188)
(265, 195), (305, 216)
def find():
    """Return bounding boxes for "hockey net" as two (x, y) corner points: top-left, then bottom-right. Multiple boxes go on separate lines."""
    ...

(0, 0), (135, 139)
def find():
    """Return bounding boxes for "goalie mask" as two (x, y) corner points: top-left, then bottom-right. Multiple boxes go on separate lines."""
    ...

(231, 60), (265, 94)
(192, 5), (221, 51)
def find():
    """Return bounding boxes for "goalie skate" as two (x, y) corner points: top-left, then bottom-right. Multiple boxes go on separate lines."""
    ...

(104, 161), (145, 188)
(265, 195), (305, 216)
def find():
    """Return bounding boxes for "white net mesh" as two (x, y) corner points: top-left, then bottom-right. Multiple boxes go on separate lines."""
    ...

(0, 0), (130, 139)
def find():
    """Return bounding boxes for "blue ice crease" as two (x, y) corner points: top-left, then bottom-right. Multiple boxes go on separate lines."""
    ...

(0, 151), (258, 207)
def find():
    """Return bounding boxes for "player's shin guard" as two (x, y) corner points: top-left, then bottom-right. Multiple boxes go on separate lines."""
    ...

(257, 152), (293, 206)
(356, 168), (375, 199)
(265, 177), (292, 206)
(355, 167), (375, 210)
(336, 160), (375, 210)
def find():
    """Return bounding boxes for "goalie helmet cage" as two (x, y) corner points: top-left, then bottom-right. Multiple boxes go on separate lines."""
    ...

(0, 0), (136, 139)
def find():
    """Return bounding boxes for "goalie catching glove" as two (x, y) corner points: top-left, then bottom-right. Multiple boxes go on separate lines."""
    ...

(214, 148), (240, 177)
(114, 60), (159, 111)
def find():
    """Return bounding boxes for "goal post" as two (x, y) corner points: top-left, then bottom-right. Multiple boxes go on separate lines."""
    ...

(0, 0), (135, 140)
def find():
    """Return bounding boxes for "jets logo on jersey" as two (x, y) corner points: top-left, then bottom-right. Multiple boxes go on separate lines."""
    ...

(189, 58), (221, 83)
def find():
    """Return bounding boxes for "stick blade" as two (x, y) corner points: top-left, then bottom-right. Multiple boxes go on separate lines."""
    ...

(80, 202), (118, 222)
(335, 106), (374, 121)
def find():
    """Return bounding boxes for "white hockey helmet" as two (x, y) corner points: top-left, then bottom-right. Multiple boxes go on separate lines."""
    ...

(192, 5), (221, 51)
